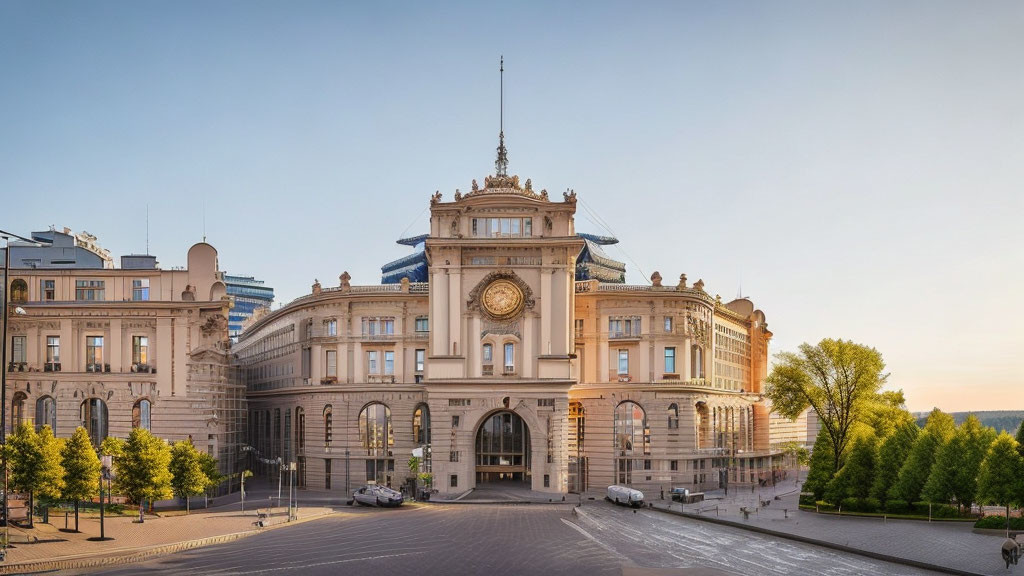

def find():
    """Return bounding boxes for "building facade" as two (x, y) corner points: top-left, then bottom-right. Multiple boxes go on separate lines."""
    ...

(235, 164), (779, 497)
(224, 274), (275, 340)
(2, 242), (245, 482)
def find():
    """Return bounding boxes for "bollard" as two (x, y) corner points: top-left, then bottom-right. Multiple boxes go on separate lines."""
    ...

(784, 508), (788, 519)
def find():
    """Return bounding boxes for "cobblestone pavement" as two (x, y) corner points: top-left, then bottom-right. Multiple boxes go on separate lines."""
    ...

(80, 502), (948, 576)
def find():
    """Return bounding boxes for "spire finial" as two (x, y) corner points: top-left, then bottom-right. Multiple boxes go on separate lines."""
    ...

(495, 56), (508, 176)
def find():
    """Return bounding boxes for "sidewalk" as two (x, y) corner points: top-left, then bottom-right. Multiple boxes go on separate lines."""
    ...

(641, 478), (1010, 576)
(0, 484), (338, 574)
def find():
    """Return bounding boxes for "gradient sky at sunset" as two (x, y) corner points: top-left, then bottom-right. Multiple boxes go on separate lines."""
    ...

(2, 1), (1021, 412)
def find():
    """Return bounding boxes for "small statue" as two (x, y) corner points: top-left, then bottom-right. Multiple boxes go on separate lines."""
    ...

(472, 179), (479, 192)
(339, 271), (351, 289)
(312, 279), (322, 295)
(540, 189), (549, 201)
(450, 219), (459, 236)
(650, 271), (662, 287)
(677, 274), (688, 289)
(715, 294), (722, 305)
(431, 191), (442, 204)
(400, 277), (411, 293)
(563, 189), (577, 203)
(525, 178), (532, 191)
(454, 189), (462, 201)
(694, 279), (705, 292)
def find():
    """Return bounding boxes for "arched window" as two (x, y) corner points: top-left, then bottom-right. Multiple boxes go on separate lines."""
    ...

(613, 401), (649, 484)
(80, 398), (108, 446)
(132, 398), (151, 430)
(359, 403), (393, 455)
(695, 401), (710, 449)
(691, 345), (704, 379)
(11, 392), (27, 429)
(413, 403), (431, 473)
(36, 395), (57, 432)
(9, 279), (28, 303)
(323, 405), (333, 445)
(359, 402), (394, 485)
(296, 407), (305, 454)
(667, 403), (679, 430)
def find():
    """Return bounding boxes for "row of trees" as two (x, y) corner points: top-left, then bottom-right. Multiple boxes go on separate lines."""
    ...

(4, 425), (222, 530)
(768, 338), (1024, 516)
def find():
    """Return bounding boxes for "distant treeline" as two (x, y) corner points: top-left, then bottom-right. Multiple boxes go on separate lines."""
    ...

(914, 411), (1023, 434)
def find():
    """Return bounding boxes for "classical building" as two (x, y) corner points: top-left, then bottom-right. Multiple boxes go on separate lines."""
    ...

(235, 145), (779, 496)
(1, 241), (244, 482)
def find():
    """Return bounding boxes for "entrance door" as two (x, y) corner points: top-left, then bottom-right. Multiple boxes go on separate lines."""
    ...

(475, 411), (531, 484)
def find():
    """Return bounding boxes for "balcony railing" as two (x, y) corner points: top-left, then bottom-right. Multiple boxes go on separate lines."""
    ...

(367, 374), (396, 384)
(502, 366), (516, 376)
(85, 363), (111, 373)
(7, 362), (27, 372)
(130, 363), (154, 374)
(608, 331), (642, 339)
(482, 365), (494, 376)
(360, 333), (398, 341)
(44, 362), (61, 372)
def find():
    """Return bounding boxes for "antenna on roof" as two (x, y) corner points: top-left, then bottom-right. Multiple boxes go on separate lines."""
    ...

(146, 204), (150, 255)
(495, 56), (509, 177)
(202, 199), (207, 243)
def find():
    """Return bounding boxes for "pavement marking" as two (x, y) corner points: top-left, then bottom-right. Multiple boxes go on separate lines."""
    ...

(564, 509), (627, 560)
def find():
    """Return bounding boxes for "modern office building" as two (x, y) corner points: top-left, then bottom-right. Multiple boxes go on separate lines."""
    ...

(224, 275), (275, 340)
(2, 240), (245, 482)
(235, 144), (780, 497)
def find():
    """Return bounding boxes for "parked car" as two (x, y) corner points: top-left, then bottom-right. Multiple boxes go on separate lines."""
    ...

(606, 485), (644, 508)
(351, 484), (404, 508)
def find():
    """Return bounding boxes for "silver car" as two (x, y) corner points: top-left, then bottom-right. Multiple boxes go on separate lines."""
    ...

(351, 485), (404, 508)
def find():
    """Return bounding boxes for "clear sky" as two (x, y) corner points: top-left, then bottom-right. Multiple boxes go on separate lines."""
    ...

(2, 1), (1021, 413)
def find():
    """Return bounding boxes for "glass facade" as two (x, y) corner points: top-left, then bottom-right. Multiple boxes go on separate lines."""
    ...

(224, 274), (275, 340)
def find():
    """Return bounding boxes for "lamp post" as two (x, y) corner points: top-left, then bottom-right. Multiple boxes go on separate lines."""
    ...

(89, 455), (114, 541)
(1, 229), (50, 528)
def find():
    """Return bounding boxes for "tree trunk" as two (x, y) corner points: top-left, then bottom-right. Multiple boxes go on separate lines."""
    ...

(139, 499), (145, 523)
(186, 495), (190, 514)
(28, 491), (34, 528)
(74, 500), (80, 532)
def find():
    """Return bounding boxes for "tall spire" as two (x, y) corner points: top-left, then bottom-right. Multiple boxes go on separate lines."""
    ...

(495, 56), (509, 177)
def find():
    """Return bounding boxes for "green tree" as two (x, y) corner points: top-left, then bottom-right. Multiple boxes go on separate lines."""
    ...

(861, 390), (914, 440)
(5, 424), (65, 528)
(825, 433), (878, 503)
(870, 419), (919, 502)
(1015, 418), (1024, 459)
(60, 427), (101, 532)
(976, 433), (1024, 531)
(766, 339), (888, 474)
(804, 432), (836, 500)
(169, 440), (207, 514)
(198, 451), (223, 495)
(889, 409), (955, 503)
(922, 415), (996, 511)
(118, 428), (172, 522)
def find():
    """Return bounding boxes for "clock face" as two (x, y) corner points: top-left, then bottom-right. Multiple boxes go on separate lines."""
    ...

(481, 279), (525, 320)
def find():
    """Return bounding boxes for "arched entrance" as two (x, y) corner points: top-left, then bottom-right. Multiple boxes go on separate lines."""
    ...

(475, 411), (531, 484)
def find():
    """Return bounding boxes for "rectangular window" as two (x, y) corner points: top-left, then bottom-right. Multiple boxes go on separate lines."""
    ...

(664, 347), (676, 374)
(448, 398), (471, 407)
(415, 349), (425, 372)
(325, 459), (332, 490)
(574, 318), (584, 336)
(482, 344), (493, 363)
(11, 336), (26, 363)
(326, 350), (337, 377)
(450, 474), (458, 488)
(504, 343), (515, 372)
(86, 336), (104, 367)
(451, 415), (460, 428)
(617, 349), (629, 375)
(132, 336), (149, 364)
(670, 460), (679, 471)
(41, 280), (55, 301)
(76, 280), (105, 301)
(326, 319), (337, 336)
(664, 316), (673, 332)
(608, 316), (641, 338)
(450, 451), (460, 462)
(132, 278), (150, 301)
(415, 317), (429, 332)
(382, 319), (394, 334)
(544, 474), (550, 488)
(524, 218), (532, 237)
(367, 351), (378, 374)
(384, 350), (394, 375)
(537, 398), (555, 407)
(46, 336), (60, 363)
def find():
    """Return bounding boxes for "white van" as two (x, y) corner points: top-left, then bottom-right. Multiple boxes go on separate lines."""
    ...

(606, 485), (644, 508)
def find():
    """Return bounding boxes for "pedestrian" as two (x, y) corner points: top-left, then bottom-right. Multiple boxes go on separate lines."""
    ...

(1003, 538), (1020, 569)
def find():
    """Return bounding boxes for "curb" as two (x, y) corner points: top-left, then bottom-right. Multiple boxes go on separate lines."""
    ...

(646, 504), (990, 576)
(0, 510), (338, 575)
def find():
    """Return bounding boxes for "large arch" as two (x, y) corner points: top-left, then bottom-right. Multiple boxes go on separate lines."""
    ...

(358, 402), (394, 486)
(474, 410), (531, 485)
(613, 400), (649, 485)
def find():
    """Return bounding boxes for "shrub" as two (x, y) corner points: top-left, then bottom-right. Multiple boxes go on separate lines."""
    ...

(912, 501), (959, 518)
(798, 493), (816, 506)
(840, 497), (860, 512)
(862, 497), (881, 513)
(106, 504), (125, 514)
(974, 515), (1024, 530)
(814, 500), (836, 512)
(885, 499), (909, 513)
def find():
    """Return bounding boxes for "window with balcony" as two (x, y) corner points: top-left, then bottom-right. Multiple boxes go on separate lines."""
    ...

(46, 336), (60, 370)
(384, 350), (395, 375)
(362, 317), (395, 337)
(86, 336), (104, 371)
(608, 316), (641, 338)
(367, 351), (379, 374)
(503, 343), (515, 374)
(415, 317), (429, 332)
(76, 280), (105, 301)
(41, 279), (55, 301)
(132, 278), (150, 301)
(482, 343), (493, 375)
(617, 349), (629, 375)
(11, 336), (26, 365)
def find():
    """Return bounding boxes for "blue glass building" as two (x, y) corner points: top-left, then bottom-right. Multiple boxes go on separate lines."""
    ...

(224, 275), (275, 339)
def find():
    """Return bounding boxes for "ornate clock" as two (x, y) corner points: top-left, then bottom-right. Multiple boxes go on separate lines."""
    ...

(481, 279), (525, 321)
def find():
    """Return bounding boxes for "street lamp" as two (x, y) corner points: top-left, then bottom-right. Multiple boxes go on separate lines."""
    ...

(89, 456), (114, 541)
(1, 230), (50, 529)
